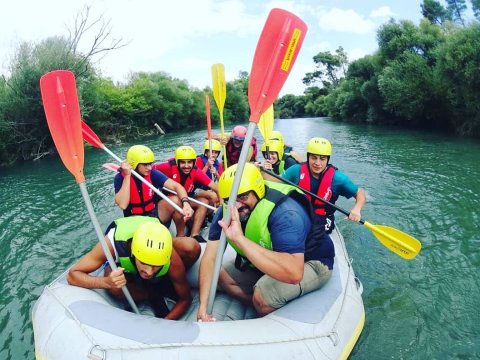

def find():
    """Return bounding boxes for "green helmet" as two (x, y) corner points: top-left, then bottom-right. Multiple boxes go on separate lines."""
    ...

(175, 146), (196, 163)
(218, 163), (265, 200)
(306, 137), (332, 156)
(127, 145), (155, 169)
(131, 221), (172, 266)
(261, 139), (284, 160)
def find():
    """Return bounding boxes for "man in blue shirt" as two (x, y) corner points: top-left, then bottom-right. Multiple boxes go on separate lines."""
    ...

(197, 163), (334, 321)
(282, 137), (366, 234)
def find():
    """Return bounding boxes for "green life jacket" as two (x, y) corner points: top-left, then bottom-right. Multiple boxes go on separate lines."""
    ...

(226, 181), (311, 269)
(113, 216), (170, 277)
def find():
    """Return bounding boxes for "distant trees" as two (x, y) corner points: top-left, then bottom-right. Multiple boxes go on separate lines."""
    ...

(300, 0), (480, 137)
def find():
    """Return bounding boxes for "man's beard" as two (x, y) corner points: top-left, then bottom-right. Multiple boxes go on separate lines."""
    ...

(237, 205), (251, 223)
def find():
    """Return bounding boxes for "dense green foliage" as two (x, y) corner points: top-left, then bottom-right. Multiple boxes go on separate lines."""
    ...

(303, 0), (480, 138)
(2, 0), (480, 166)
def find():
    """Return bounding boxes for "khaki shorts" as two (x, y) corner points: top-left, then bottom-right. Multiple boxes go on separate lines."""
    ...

(222, 259), (332, 309)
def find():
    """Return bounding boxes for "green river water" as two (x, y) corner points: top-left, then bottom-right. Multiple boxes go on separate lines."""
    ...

(1, 117), (479, 359)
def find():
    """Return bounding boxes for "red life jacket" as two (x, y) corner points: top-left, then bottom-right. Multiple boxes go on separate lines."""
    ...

(124, 173), (155, 215)
(226, 137), (257, 165)
(168, 158), (195, 194)
(298, 163), (336, 216)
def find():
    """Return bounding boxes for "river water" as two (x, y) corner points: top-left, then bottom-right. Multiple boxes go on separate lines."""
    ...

(1, 117), (479, 359)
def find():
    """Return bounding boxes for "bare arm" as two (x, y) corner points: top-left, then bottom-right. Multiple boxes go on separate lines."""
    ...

(349, 187), (366, 222)
(197, 240), (220, 321)
(114, 161), (132, 210)
(165, 249), (192, 320)
(164, 178), (194, 220)
(67, 240), (125, 290)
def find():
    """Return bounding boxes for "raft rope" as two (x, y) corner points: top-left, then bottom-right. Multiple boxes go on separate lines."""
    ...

(43, 227), (361, 353)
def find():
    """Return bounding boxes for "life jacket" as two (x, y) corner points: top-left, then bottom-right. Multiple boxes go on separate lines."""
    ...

(225, 137), (257, 165)
(197, 154), (221, 181)
(168, 158), (196, 194)
(226, 181), (312, 270)
(271, 160), (286, 175)
(124, 172), (155, 215)
(298, 163), (337, 216)
(112, 216), (170, 277)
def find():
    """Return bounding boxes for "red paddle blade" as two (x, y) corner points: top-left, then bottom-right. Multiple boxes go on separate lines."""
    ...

(40, 70), (85, 183)
(248, 8), (307, 122)
(205, 95), (212, 139)
(81, 120), (104, 149)
(102, 163), (120, 172)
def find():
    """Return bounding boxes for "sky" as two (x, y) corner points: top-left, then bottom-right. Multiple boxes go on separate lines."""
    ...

(1, 0), (427, 96)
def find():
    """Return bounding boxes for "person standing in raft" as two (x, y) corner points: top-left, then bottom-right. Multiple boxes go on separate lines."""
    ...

(153, 146), (219, 241)
(67, 217), (196, 319)
(197, 163), (334, 321)
(212, 125), (257, 166)
(282, 137), (366, 235)
(114, 145), (199, 266)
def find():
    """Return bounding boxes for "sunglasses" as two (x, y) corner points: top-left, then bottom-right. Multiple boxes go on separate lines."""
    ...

(223, 191), (250, 204)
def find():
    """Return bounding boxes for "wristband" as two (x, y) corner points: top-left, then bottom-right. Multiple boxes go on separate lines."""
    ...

(181, 197), (190, 205)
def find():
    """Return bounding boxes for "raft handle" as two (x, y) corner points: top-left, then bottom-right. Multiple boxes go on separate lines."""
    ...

(88, 345), (106, 360)
(354, 277), (364, 295)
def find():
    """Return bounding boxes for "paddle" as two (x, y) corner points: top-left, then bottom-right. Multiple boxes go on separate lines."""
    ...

(207, 8), (307, 313)
(102, 163), (217, 211)
(39, 70), (139, 314)
(261, 168), (422, 260)
(205, 95), (214, 180)
(211, 63), (227, 168)
(80, 120), (184, 214)
(258, 104), (274, 159)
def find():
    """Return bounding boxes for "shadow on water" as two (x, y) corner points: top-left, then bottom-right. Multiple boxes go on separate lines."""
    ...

(1, 119), (479, 359)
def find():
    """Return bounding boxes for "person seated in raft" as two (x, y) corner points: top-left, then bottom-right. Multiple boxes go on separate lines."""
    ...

(196, 163), (334, 321)
(282, 137), (366, 235)
(114, 145), (198, 266)
(211, 125), (257, 166)
(153, 146), (219, 241)
(194, 139), (223, 208)
(269, 130), (304, 163)
(67, 217), (198, 319)
(256, 139), (298, 179)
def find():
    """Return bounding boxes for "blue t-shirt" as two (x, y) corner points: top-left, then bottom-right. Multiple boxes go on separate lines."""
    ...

(208, 196), (311, 255)
(114, 169), (169, 193)
(282, 164), (358, 199)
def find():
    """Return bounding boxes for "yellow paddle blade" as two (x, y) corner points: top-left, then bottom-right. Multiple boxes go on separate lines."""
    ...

(211, 64), (226, 112)
(363, 221), (422, 260)
(258, 104), (274, 143)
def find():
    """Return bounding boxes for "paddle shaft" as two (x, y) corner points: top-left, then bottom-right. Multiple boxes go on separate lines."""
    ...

(79, 182), (140, 313)
(102, 163), (216, 211)
(95, 141), (184, 214)
(260, 168), (354, 220)
(207, 122), (257, 313)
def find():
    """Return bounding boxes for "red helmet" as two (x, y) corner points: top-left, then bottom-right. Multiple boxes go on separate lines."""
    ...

(231, 125), (247, 141)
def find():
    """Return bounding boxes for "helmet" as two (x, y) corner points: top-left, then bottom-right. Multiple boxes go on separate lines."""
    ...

(269, 130), (284, 146)
(131, 221), (172, 266)
(203, 139), (222, 152)
(218, 163), (265, 200)
(175, 146), (196, 162)
(261, 139), (284, 160)
(306, 137), (332, 156)
(127, 145), (155, 169)
(231, 125), (247, 140)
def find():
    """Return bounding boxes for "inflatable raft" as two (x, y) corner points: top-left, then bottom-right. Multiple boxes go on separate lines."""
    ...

(32, 225), (365, 359)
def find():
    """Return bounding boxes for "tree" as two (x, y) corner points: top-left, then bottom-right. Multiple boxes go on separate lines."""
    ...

(303, 47), (348, 88)
(421, 0), (449, 24)
(445, 0), (467, 26)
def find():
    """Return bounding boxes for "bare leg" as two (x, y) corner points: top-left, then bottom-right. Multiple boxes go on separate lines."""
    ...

(189, 199), (209, 237)
(173, 237), (201, 269)
(252, 288), (275, 316)
(219, 268), (253, 305)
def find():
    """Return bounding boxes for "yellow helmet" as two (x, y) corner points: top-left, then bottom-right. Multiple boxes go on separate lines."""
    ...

(175, 146), (196, 162)
(306, 137), (332, 156)
(126, 145), (155, 170)
(218, 163), (265, 200)
(269, 130), (284, 146)
(203, 139), (222, 152)
(131, 221), (172, 266)
(261, 139), (284, 160)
